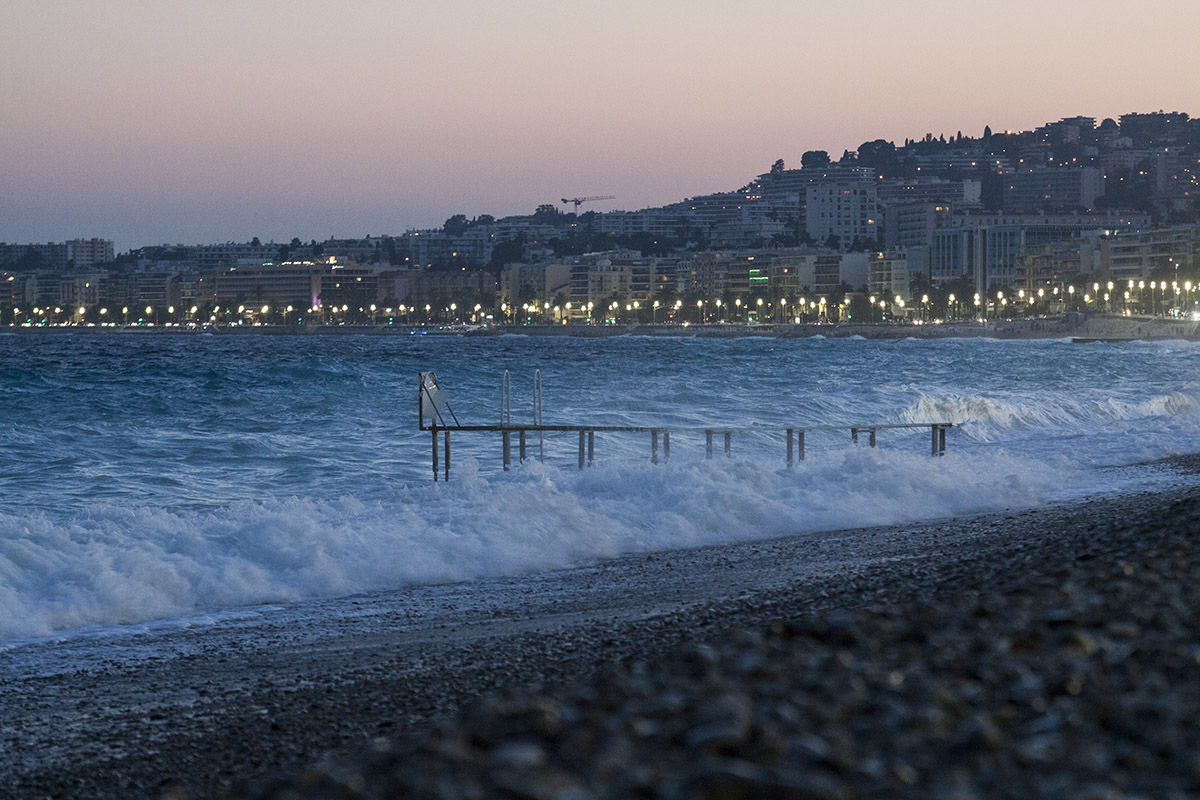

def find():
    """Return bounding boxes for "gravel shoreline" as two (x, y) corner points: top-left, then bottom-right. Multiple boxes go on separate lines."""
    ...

(3, 474), (1199, 799)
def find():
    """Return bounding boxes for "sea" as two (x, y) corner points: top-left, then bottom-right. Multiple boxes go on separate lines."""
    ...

(2, 330), (1199, 644)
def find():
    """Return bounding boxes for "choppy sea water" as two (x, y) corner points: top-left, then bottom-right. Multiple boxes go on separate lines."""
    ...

(2, 331), (1199, 642)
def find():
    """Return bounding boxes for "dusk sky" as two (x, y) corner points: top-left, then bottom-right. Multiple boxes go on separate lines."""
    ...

(4, 0), (1199, 251)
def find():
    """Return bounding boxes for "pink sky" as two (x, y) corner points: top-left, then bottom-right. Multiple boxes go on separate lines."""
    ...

(3, 0), (1199, 250)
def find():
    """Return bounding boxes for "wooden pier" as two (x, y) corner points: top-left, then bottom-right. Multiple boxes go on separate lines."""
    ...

(419, 372), (953, 482)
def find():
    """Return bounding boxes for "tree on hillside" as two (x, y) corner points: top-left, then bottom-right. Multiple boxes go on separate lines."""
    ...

(801, 150), (831, 169)
(533, 204), (563, 224)
(488, 235), (526, 272)
(443, 215), (469, 236)
(856, 139), (898, 174)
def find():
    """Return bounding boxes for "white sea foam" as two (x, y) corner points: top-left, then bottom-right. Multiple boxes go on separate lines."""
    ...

(0, 446), (1073, 642)
(901, 389), (1200, 435)
(4, 335), (1200, 644)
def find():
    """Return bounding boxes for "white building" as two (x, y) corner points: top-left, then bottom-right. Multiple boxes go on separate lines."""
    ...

(805, 167), (879, 247)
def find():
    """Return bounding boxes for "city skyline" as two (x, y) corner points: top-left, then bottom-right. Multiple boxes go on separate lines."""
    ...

(4, 0), (1200, 250)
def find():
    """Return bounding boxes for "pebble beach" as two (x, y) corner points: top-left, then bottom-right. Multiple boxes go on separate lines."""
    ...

(3, 459), (1200, 799)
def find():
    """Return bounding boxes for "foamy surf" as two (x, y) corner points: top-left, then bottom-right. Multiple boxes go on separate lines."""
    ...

(4, 333), (1200, 641)
(0, 446), (1079, 641)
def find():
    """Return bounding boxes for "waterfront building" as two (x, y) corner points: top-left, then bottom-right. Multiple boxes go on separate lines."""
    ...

(212, 259), (377, 310)
(1014, 236), (1099, 293)
(0, 272), (16, 308)
(868, 247), (930, 306)
(1098, 225), (1199, 283)
(500, 262), (571, 310)
(58, 274), (104, 308)
(930, 212), (1150, 291)
(404, 269), (497, 309)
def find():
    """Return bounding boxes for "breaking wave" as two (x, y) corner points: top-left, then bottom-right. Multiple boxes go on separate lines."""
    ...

(0, 447), (1069, 641)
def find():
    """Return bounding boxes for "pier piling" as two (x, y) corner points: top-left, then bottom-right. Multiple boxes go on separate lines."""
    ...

(432, 426), (439, 482)
(418, 372), (953, 481)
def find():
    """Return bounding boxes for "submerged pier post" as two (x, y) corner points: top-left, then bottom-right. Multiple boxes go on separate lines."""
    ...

(869, 428), (876, 448)
(852, 428), (859, 444)
(651, 430), (659, 464)
(519, 430), (527, 463)
(798, 430), (805, 461)
(588, 430), (595, 466)
(432, 426), (439, 482)
(663, 431), (670, 462)
(444, 430), (451, 481)
(578, 430), (586, 469)
(503, 430), (511, 470)
(724, 431), (731, 458)
(706, 430), (713, 459)
(931, 425), (938, 457)
(939, 426), (947, 456)
(787, 428), (794, 467)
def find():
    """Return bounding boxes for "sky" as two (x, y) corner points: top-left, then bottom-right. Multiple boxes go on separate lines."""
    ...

(3, 0), (1199, 251)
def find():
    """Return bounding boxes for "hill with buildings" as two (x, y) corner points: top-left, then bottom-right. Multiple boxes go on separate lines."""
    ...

(3, 111), (1199, 327)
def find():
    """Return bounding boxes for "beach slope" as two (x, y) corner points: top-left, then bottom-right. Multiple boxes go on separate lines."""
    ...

(2, 479), (1199, 799)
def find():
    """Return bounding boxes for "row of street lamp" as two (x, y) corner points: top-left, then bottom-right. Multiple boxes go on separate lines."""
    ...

(7, 279), (1198, 328)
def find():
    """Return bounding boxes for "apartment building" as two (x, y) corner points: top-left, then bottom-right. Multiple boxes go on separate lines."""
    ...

(805, 167), (879, 247)
(1003, 167), (1104, 212)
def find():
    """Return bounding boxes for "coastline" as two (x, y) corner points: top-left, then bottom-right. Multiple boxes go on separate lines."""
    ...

(6, 312), (1200, 342)
(3, 465), (1199, 799)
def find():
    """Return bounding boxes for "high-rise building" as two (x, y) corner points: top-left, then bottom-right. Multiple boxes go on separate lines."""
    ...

(805, 167), (879, 247)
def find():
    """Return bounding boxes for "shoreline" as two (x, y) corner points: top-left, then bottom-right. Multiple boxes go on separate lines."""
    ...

(3, 470), (1199, 799)
(5, 312), (1200, 342)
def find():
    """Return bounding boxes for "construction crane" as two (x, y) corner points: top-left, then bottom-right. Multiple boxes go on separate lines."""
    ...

(561, 195), (615, 213)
